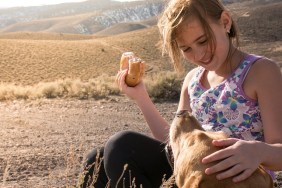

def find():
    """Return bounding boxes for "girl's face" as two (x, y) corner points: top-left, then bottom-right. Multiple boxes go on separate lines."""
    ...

(175, 15), (231, 72)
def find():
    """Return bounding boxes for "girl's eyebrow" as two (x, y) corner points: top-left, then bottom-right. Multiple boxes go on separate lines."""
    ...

(178, 35), (205, 48)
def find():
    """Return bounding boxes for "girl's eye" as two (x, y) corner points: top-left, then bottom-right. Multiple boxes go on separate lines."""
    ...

(182, 47), (191, 53)
(199, 40), (207, 45)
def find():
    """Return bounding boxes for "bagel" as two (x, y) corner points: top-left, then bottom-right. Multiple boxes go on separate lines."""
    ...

(120, 52), (145, 87)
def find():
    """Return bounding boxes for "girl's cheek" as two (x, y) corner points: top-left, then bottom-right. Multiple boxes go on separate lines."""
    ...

(183, 52), (194, 62)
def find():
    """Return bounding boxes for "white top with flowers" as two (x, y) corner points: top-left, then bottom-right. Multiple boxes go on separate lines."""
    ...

(189, 54), (264, 141)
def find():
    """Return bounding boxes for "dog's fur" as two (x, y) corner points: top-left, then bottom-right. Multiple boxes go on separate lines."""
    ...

(169, 110), (273, 188)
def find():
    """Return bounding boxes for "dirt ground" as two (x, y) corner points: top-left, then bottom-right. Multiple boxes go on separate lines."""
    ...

(1, 94), (282, 188)
(0, 96), (178, 187)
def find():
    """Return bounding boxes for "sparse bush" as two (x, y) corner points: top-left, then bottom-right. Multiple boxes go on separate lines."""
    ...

(145, 71), (183, 102)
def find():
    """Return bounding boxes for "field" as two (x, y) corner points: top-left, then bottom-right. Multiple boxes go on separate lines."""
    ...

(0, 1), (282, 187)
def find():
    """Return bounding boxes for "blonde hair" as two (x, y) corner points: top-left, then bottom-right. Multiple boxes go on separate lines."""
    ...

(158, 0), (239, 71)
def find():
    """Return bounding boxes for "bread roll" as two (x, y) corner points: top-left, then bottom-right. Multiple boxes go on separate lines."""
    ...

(120, 52), (145, 87)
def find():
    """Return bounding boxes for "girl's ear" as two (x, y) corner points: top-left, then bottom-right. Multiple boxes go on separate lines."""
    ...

(220, 11), (232, 33)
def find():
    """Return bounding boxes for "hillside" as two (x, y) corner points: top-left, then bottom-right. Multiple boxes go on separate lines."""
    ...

(0, 26), (174, 86)
(0, 0), (164, 35)
(236, 1), (282, 42)
(0, 0), (280, 87)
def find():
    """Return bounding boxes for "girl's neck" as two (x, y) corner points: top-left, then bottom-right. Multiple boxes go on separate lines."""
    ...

(201, 48), (246, 89)
(215, 47), (246, 77)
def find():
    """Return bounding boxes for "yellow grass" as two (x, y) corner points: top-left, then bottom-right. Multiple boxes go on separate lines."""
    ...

(0, 75), (119, 101)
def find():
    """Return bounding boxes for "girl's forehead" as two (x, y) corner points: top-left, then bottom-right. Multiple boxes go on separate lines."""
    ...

(175, 18), (204, 42)
(176, 17), (203, 34)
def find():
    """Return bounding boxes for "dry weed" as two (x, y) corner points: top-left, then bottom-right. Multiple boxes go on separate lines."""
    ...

(1, 158), (11, 186)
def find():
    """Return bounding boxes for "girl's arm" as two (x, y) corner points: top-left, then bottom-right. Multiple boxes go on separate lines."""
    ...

(252, 58), (282, 169)
(116, 68), (195, 142)
(116, 70), (170, 141)
(177, 68), (197, 112)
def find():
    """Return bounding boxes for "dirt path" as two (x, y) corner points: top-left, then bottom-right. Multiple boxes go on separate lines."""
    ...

(0, 96), (177, 187)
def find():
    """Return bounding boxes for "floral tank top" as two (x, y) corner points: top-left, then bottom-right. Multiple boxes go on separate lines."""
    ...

(189, 54), (264, 141)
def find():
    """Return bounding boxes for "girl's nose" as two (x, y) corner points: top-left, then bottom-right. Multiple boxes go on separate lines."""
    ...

(193, 46), (207, 61)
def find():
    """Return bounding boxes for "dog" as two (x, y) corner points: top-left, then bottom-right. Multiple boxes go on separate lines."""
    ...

(169, 110), (273, 188)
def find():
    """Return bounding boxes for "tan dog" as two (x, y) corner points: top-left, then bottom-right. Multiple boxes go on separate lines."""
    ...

(169, 110), (273, 188)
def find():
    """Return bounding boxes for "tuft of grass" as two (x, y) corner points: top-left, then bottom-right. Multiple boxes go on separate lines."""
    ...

(2, 159), (11, 186)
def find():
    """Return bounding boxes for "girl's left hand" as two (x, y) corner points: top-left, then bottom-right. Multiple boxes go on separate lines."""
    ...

(202, 138), (261, 182)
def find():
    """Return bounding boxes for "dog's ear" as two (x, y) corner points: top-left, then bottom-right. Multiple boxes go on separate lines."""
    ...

(187, 113), (205, 131)
(182, 172), (203, 188)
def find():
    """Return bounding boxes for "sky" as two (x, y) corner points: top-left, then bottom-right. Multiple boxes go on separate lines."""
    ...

(0, 0), (137, 8)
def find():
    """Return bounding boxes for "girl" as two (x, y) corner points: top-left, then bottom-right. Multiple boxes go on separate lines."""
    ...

(79, 0), (282, 187)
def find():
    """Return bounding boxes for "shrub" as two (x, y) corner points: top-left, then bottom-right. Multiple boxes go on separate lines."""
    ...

(145, 71), (183, 102)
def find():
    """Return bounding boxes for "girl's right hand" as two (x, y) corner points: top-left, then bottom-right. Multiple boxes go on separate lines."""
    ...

(115, 69), (148, 102)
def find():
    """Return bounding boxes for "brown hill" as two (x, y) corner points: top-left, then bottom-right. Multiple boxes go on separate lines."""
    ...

(0, 32), (94, 40)
(0, 13), (102, 34)
(0, 1), (280, 87)
(94, 16), (158, 36)
(0, 0), (163, 35)
(95, 22), (148, 36)
(236, 1), (282, 42)
(0, 27), (174, 86)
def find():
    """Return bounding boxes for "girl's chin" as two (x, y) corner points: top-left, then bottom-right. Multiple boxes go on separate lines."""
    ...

(201, 61), (215, 70)
(201, 56), (214, 66)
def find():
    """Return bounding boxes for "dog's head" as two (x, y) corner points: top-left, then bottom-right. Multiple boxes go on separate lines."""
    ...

(169, 110), (274, 188)
(170, 110), (204, 142)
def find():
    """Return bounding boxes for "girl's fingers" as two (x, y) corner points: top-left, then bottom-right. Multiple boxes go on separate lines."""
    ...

(212, 138), (239, 147)
(202, 147), (233, 164)
(202, 139), (240, 164)
(215, 163), (243, 180)
(116, 70), (127, 88)
(115, 71), (121, 84)
(232, 168), (253, 183)
(205, 155), (237, 175)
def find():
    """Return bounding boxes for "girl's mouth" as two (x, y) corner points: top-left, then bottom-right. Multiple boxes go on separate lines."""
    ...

(201, 58), (212, 65)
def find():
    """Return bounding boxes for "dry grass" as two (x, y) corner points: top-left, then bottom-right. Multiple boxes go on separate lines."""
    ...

(0, 71), (183, 101)
(76, 156), (175, 188)
(0, 38), (121, 85)
(0, 75), (119, 100)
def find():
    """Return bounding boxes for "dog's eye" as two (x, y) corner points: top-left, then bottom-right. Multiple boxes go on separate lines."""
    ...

(175, 110), (189, 116)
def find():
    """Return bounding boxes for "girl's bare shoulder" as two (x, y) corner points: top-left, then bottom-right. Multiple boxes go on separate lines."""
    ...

(252, 57), (280, 72)
(249, 57), (281, 82)
(184, 67), (200, 83)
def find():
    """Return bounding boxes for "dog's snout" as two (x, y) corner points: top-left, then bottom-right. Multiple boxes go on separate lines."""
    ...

(175, 110), (190, 117)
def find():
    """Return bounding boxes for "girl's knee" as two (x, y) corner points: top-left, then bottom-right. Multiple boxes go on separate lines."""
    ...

(103, 131), (138, 168)
(104, 130), (137, 152)
(83, 147), (104, 167)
